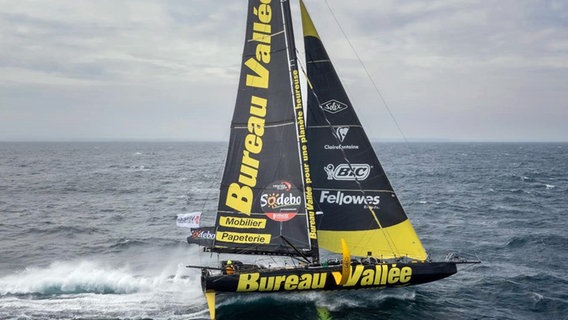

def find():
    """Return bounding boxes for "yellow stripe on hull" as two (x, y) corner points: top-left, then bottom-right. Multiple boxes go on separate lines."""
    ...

(318, 219), (428, 260)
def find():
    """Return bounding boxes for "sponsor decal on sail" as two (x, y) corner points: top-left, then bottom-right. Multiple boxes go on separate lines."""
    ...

(324, 164), (371, 181)
(324, 127), (359, 150)
(190, 228), (215, 240)
(216, 231), (271, 244)
(225, 0), (274, 216)
(292, 69), (317, 239)
(321, 99), (348, 114)
(260, 180), (301, 222)
(320, 190), (380, 206)
(225, 99), (268, 216)
(333, 127), (349, 142)
(324, 144), (359, 150)
(187, 227), (216, 246)
(220, 216), (267, 229)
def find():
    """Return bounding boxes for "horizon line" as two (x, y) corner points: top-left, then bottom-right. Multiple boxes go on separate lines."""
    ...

(1, 138), (567, 143)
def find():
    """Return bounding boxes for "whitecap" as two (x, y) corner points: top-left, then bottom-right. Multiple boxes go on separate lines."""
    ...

(529, 292), (544, 303)
(0, 259), (205, 320)
(0, 261), (148, 295)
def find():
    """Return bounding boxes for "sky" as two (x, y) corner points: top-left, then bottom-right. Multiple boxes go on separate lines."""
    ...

(1, 0), (567, 142)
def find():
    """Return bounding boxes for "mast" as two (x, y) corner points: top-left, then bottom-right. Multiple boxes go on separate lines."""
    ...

(281, 0), (319, 263)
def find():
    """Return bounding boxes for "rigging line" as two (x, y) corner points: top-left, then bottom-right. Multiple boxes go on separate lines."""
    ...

(247, 29), (285, 42)
(296, 54), (400, 258)
(322, 0), (408, 143)
(313, 187), (396, 193)
(206, 107), (233, 244)
(199, 144), (228, 216)
(233, 121), (295, 129)
(282, 0), (319, 263)
(281, 236), (311, 263)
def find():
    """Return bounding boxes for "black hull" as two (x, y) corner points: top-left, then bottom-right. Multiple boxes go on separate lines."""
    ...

(203, 262), (456, 293)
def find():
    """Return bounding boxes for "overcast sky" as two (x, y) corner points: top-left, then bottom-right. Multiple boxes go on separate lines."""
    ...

(1, 0), (566, 142)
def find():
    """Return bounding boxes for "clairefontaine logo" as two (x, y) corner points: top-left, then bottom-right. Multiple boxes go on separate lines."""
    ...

(333, 127), (349, 142)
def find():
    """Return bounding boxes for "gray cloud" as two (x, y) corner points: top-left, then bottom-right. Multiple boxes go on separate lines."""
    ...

(1, 0), (566, 141)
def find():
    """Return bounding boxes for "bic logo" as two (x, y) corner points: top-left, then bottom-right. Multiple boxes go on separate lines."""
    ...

(325, 164), (371, 181)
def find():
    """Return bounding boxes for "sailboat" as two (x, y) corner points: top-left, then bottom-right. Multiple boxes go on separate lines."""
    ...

(193, 1), (478, 318)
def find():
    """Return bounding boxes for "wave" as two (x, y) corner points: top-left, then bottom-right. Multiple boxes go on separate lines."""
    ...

(0, 259), (202, 297)
(25, 225), (105, 238)
(215, 289), (418, 319)
(0, 261), (151, 295)
(108, 238), (150, 250)
(0, 258), (207, 320)
(505, 234), (568, 251)
(107, 237), (181, 251)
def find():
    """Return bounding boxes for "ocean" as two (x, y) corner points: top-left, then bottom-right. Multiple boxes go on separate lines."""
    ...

(1, 142), (566, 319)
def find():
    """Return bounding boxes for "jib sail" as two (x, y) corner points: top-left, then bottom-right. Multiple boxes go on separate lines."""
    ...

(213, 0), (314, 257)
(300, 0), (427, 260)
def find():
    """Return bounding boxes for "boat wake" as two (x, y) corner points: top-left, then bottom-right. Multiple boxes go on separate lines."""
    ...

(0, 260), (163, 295)
(0, 249), (424, 319)
(0, 257), (208, 320)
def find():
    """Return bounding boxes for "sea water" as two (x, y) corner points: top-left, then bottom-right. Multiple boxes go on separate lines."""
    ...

(1, 142), (566, 319)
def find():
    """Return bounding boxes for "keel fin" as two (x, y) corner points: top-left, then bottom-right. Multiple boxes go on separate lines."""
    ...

(205, 290), (216, 319)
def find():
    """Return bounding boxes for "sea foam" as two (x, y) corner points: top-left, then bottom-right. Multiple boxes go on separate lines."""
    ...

(0, 261), (149, 295)
(0, 259), (201, 296)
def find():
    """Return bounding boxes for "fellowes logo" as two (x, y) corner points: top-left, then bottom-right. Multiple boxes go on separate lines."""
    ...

(320, 190), (380, 206)
(325, 164), (371, 181)
(321, 100), (348, 114)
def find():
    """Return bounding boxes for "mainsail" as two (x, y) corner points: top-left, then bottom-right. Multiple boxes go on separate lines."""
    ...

(300, 0), (427, 260)
(212, 0), (317, 258)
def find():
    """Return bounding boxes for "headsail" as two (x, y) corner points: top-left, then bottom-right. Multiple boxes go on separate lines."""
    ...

(300, 0), (427, 261)
(212, 0), (315, 258)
